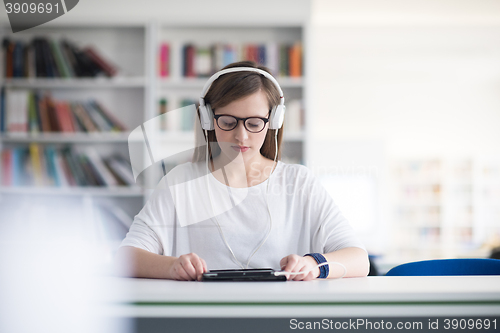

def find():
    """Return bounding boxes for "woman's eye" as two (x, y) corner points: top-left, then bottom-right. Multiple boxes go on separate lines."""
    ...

(221, 119), (236, 127)
(247, 120), (262, 128)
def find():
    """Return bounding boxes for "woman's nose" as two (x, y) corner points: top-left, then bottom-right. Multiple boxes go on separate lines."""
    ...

(234, 121), (248, 142)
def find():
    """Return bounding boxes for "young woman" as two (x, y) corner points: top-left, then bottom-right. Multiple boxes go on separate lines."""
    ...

(115, 61), (369, 281)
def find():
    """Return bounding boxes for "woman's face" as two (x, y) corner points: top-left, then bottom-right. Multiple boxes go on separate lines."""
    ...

(213, 90), (270, 166)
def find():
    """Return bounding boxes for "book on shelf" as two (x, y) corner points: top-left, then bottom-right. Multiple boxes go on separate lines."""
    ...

(161, 41), (302, 78)
(158, 98), (168, 131)
(2, 37), (119, 79)
(1, 144), (136, 188)
(0, 89), (127, 134)
(1, 149), (12, 186)
(194, 46), (212, 78)
(158, 43), (169, 77)
(0, 88), (5, 132)
(83, 46), (119, 77)
(105, 154), (135, 186)
(182, 44), (196, 78)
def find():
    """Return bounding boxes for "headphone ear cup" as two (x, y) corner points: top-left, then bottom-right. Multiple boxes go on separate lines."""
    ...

(269, 105), (285, 130)
(199, 103), (214, 130)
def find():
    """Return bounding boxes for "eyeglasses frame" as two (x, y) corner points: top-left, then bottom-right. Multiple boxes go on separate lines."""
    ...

(213, 114), (270, 133)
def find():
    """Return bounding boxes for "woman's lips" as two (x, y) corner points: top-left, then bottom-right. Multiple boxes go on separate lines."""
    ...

(231, 145), (249, 152)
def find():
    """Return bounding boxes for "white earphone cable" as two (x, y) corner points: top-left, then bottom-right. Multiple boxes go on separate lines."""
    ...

(205, 133), (245, 269)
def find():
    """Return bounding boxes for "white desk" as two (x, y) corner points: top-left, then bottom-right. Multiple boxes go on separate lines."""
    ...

(104, 276), (500, 318)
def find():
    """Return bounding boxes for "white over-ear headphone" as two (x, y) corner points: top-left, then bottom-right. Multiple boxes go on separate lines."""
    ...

(198, 67), (286, 131)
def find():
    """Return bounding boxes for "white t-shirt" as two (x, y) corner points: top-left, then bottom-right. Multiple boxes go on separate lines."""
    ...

(120, 160), (366, 270)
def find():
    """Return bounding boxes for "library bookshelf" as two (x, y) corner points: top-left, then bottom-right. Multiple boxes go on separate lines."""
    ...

(389, 157), (500, 262)
(0, 21), (308, 256)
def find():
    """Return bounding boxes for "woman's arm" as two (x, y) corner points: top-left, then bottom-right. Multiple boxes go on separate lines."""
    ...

(280, 247), (369, 281)
(322, 247), (370, 278)
(114, 246), (207, 281)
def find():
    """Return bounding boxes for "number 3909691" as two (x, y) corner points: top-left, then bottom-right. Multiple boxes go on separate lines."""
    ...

(5, 2), (59, 14)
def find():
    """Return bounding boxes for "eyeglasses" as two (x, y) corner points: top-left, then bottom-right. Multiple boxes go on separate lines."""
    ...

(214, 114), (269, 133)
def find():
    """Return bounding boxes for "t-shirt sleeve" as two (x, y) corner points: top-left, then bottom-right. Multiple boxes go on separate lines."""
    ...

(304, 170), (366, 254)
(119, 177), (175, 255)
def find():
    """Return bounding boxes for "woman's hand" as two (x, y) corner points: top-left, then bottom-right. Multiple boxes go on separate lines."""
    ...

(168, 253), (208, 281)
(279, 254), (320, 281)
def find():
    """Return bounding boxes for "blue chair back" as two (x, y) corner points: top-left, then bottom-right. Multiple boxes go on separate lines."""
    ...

(385, 258), (500, 276)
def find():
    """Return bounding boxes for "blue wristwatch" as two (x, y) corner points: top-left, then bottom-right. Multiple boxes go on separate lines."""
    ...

(304, 253), (329, 279)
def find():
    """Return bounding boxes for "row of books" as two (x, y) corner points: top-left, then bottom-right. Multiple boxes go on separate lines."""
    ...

(2, 37), (118, 78)
(1, 144), (134, 187)
(0, 88), (127, 133)
(158, 41), (302, 78)
(157, 98), (305, 133)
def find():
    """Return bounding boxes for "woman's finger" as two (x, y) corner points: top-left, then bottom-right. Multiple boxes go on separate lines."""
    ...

(174, 263), (192, 281)
(201, 258), (208, 273)
(191, 257), (205, 281)
(180, 259), (197, 280)
(292, 263), (308, 281)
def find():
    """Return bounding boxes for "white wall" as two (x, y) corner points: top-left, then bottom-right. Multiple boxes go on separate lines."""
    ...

(308, 0), (500, 159)
(0, 0), (310, 26)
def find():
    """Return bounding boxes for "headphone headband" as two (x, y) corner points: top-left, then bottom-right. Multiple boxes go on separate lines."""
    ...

(200, 67), (284, 104)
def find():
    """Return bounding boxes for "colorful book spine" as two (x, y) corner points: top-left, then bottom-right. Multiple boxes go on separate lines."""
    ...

(12, 41), (24, 77)
(45, 95), (60, 132)
(90, 100), (127, 132)
(72, 102), (98, 132)
(83, 46), (118, 77)
(11, 148), (20, 186)
(37, 95), (51, 132)
(50, 40), (71, 78)
(180, 98), (196, 131)
(159, 43), (169, 77)
(184, 44), (195, 78)
(56, 149), (74, 186)
(84, 147), (119, 187)
(289, 42), (302, 77)
(2, 38), (14, 78)
(29, 143), (44, 186)
(0, 87), (5, 132)
(106, 156), (135, 186)
(84, 101), (112, 131)
(44, 146), (59, 187)
(1, 149), (12, 186)
(158, 98), (168, 131)
(55, 102), (73, 132)
(27, 92), (39, 133)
